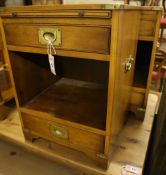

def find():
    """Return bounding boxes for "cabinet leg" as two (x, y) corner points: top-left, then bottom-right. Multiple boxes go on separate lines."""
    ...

(23, 130), (39, 143)
(129, 105), (146, 121)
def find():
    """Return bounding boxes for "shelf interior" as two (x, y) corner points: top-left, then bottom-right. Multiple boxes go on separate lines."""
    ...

(23, 78), (107, 130)
(9, 51), (109, 131)
(133, 40), (153, 88)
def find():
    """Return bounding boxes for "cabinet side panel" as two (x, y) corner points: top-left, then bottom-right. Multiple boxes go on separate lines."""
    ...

(144, 11), (162, 107)
(130, 11), (161, 118)
(105, 10), (141, 154)
(9, 52), (58, 105)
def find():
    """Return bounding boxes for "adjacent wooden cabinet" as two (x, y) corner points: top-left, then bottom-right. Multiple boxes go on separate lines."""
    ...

(0, 28), (13, 111)
(0, 4), (161, 169)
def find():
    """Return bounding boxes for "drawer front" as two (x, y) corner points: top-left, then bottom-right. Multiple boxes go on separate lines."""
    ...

(21, 112), (104, 153)
(139, 20), (156, 36)
(4, 24), (110, 54)
(139, 11), (157, 37)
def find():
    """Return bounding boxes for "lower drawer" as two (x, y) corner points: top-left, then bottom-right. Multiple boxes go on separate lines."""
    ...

(21, 112), (105, 153)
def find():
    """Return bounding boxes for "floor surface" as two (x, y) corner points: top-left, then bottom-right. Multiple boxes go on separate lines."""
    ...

(0, 140), (81, 175)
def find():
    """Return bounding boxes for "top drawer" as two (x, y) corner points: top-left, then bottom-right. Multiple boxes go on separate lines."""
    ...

(139, 11), (157, 37)
(4, 24), (111, 55)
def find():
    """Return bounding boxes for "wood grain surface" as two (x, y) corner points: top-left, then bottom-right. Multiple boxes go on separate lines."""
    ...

(0, 93), (158, 175)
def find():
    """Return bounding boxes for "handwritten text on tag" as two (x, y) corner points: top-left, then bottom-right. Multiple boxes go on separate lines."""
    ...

(48, 54), (56, 75)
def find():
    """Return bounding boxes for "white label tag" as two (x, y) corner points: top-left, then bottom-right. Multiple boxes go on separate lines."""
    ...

(122, 165), (142, 175)
(48, 54), (56, 75)
(126, 165), (140, 174)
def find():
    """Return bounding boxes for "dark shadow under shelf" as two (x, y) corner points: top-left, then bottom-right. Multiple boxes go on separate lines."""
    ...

(133, 71), (147, 88)
(23, 78), (107, 130)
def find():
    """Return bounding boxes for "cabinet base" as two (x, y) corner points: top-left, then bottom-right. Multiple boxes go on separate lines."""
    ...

(23, 130), (109, 170)
(129, 105), (146, 121)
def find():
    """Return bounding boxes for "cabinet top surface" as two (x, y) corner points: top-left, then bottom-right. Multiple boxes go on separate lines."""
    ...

(0, 4), (162, 13)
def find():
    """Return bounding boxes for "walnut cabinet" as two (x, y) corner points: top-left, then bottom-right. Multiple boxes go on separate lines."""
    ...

(0, 4), (161, 169)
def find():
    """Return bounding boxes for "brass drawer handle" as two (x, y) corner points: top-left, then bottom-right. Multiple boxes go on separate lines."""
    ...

(43, 32), (56, 43)
(49, 124), (68, 139)
(38, 27), (61, 46)
(125, 55), (134, 72)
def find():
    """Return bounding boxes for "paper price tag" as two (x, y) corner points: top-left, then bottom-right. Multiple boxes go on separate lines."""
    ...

(121, 165), (142, 175)
(125, 165), (140, 174)
(48, 54), (56, 75)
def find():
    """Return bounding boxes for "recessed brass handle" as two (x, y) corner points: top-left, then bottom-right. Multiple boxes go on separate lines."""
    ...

(49, 124), (68, 139)
(38, 28), (61, 46)
(43, 32), (56, 43)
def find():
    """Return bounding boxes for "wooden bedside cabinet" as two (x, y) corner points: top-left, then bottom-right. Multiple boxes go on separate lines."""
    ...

(0, 4), (161, 169)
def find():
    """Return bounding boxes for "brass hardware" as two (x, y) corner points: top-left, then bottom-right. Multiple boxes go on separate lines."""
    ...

(12, 12), (17, 18)
(152, 6), (162, 11)
(49, 124), (68, 139)
(38, 28), (61, 46)
(101, 4), (125, 9)
(102, 4), (161, 10)
(79, 10), (84, 17)
(114, 4), (124, 9)
(23, 128), (30, 133)
(96, 152), (108, 159)
(43, 32), (56, 43)
(137, 107), (146, 112)
(124, 55), (134, 72)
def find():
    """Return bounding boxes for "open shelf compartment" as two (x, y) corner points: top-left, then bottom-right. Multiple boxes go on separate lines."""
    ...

(133, 40), (153, 89)
(23, 78), (107, 130)
(9, 51), (109, 131)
